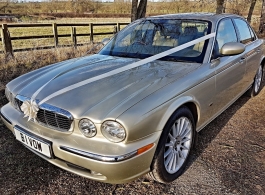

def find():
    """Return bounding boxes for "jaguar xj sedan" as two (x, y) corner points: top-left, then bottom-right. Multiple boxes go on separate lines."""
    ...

(1, 13), (264, 184)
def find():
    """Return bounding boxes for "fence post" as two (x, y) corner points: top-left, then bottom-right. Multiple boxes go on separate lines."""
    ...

(90, 23), (94, 42)
(116, 23), (120, 32)
(52, 23), (58, 47)
(71, 26), (77, 48)
(1, 24), (13, 57)
(113, 25), (117, 34)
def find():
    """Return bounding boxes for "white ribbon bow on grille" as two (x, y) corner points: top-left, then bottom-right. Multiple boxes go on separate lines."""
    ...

(21, 99), (39, 122)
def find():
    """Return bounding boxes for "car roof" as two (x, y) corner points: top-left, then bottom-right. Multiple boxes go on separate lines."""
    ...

(146, 13), (244, 23)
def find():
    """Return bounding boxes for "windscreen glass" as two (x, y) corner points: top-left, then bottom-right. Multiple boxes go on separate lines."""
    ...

(99, 19), (211, 63)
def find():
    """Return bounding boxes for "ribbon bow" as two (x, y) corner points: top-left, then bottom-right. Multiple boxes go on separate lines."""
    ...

(21, 99), (39, 122)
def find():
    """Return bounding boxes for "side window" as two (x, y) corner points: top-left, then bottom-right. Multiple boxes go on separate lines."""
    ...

(216, 19), (237, 51)
(233, 19), (253, 44)
(248, 26), (256, 41)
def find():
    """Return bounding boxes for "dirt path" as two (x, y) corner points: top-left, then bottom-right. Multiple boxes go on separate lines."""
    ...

(0, 87), (265, 195)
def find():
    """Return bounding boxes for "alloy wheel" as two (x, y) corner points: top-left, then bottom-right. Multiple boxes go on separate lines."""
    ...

(164, 117), (192, 174)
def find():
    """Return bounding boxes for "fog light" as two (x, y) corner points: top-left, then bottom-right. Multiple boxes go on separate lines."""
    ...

(79, 119), (97, 138)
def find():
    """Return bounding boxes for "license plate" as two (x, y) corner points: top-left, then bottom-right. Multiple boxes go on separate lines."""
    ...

(14, 127), (52, 158)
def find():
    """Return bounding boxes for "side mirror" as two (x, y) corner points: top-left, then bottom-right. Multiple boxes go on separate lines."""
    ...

(220, 42), (245, 56)
(102, 38), (110, 45)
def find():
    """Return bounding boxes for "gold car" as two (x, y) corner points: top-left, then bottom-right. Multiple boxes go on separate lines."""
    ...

(1, 13), (264, 184)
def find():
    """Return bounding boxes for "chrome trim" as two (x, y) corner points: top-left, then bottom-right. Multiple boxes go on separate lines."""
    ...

(16, 95), (73, 120)
(16, 94), (29, 102)
(39, 103), (73, 120)
(0, 109), (12, 125)
(15, 95), (74, 131)
(60, 146), (137, 162)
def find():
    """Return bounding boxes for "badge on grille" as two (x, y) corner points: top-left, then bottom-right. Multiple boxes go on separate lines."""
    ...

(21, 99), (39, 122)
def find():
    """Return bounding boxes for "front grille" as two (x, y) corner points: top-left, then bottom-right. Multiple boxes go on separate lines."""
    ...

(37, 109), (72, 130)
(15, 95), (73, 131)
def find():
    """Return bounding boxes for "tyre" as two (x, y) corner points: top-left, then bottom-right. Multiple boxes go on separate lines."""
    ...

(147, 106), (195, 183)
(249, 65), (263, 97)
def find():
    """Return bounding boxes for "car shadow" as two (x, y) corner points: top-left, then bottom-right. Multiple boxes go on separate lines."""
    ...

(184, 81), (265, 194)
(190, 93), (250, 163)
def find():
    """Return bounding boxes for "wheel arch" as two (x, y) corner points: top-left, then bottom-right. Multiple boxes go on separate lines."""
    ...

(259, 56), (265, 68)
(148, 98), (199, 182)
(259, 56), (265, 80)
(157, 96), (200, 131)
(184, 102), (198, 125)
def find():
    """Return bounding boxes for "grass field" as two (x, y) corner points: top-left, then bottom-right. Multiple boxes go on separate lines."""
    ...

(1, 18), (130, 51)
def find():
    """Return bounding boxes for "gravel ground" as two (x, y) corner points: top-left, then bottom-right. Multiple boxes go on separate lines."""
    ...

(0, 85), (265, 195)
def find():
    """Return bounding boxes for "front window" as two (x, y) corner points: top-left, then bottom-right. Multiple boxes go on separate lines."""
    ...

(216, 19), (238, 51)
(212, 18), (238, 59)
(99, 19), (211, 63)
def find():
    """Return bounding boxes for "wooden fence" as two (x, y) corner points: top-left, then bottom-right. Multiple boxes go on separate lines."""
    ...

(0, 22), (129, 56)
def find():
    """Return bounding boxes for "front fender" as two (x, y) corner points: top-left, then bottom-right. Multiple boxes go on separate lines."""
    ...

(156, 95), (200, 131)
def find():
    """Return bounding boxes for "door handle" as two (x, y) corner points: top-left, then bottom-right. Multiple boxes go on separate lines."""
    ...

(256, 49), (261, 53)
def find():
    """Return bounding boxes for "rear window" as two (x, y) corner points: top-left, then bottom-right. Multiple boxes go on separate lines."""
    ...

(233, 19), (253, 44)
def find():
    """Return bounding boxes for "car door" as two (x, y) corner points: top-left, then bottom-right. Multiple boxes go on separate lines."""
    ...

(211, 18), (247, 115)
(233, 18), (263, 87)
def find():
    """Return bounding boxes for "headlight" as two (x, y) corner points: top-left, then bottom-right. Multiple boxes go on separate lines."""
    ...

(79, 119), (97, 138)
(101, 121), (126, 143)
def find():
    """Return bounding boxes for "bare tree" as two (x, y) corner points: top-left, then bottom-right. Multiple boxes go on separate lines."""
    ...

(247, 0), (257, 23)
(216, 0), (225, 14)
(131, 0), (147, 22)
(259, 0), (265, 33)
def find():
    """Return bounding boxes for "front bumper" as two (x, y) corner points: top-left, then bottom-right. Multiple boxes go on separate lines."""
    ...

(0, 103), (160, 184)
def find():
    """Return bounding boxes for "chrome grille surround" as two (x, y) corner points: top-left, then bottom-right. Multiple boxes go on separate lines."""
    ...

(15, 95), (73, 132)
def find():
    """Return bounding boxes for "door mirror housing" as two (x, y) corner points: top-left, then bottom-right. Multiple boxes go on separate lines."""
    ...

(220, 42), (245, 56)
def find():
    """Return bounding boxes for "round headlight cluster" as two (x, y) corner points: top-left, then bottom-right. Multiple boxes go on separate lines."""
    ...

(101, 121), (126, 143)
(79, 119), (97, 138)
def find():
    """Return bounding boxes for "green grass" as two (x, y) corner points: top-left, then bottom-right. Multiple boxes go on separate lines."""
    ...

(2, 18), (130, 51)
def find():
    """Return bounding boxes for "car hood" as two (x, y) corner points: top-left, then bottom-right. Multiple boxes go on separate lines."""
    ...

(9, 54), (201, 121)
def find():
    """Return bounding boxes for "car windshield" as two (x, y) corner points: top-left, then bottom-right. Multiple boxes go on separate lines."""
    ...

(99, 19), (211, 63)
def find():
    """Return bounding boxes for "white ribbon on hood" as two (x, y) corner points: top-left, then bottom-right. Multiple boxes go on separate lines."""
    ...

(21, 32), (216, 121)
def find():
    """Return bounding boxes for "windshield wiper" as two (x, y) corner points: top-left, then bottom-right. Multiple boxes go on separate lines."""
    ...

(165, 58), (194, 63)
(115, 52), (145, 59)
(117, 53), (131, 58)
